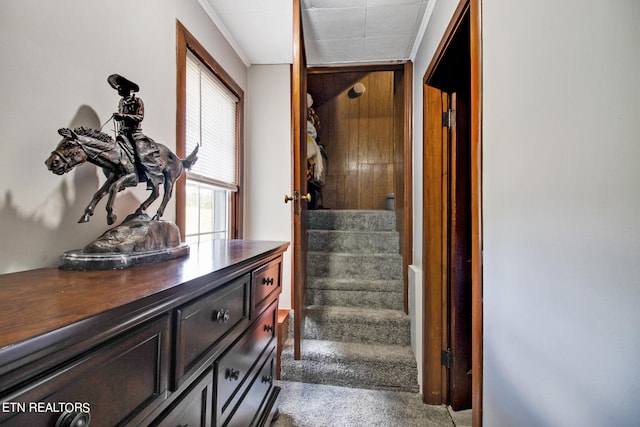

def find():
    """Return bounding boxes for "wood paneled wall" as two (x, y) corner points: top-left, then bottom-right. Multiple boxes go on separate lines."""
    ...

(315, 71), (395, 210)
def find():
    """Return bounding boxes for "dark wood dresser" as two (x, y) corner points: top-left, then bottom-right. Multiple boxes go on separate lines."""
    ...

(0, 240), (289, 427)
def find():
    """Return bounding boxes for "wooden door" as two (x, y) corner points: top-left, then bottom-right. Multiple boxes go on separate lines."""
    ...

(448, 93), (473, 410)
(423, 87), (472, 409)
(291, 0), (308, 360)
(423, 85), (449, 403)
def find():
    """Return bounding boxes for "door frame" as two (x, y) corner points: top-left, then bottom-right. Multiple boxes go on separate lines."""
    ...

(470, 1), (482, 424)
(422, 0), (483, 425)
(291, 0), (308, 360)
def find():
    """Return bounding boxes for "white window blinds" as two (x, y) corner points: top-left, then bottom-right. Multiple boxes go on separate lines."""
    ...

(186, 50), (239, 191)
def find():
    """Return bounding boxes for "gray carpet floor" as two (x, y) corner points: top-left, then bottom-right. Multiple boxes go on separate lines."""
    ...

(271, 381), (454, 427)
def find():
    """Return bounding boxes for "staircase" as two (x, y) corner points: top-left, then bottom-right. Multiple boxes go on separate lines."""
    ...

(280, 210), (419, 393)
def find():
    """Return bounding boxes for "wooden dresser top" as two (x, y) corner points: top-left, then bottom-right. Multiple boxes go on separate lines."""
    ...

(0, 240), (289, 353)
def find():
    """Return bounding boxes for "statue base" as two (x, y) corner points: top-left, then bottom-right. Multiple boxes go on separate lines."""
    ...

(59, 213), (189, 270)
(59, 245), (189, 270)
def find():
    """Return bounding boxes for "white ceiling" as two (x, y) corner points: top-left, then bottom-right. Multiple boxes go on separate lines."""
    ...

(202, 0), (431, 66)
(302, 0), (430, 66)
(200, 0), (293, 65)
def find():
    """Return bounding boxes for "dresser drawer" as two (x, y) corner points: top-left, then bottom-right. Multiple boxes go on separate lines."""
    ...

(214, 303), (277, 426)
(0, 315), (169, 427)
(150, 369), (212, 427)
(224, 347), (277, 427)
(174, 275), (249, 387)
(251, 258), (281, 314)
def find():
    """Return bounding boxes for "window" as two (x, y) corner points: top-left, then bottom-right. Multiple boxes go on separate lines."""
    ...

(184, 51), (237, 243)
(176, 22), (244, 242)
(185, 181), (230, 241)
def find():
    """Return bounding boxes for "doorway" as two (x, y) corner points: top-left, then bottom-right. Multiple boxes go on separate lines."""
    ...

(306, 64), (413, 312)
(422, 0), (482, 422)
(290, 3), (415, 355)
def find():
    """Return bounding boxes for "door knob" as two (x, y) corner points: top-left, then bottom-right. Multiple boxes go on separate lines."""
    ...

(284, 191), (311, 204)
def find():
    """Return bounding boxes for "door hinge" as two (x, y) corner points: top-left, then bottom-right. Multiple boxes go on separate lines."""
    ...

(441, 348), (453, 369)
(442, 109), (455, 129)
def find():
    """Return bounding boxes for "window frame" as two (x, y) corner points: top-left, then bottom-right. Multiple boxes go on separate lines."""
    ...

(176, 21), (244, 240)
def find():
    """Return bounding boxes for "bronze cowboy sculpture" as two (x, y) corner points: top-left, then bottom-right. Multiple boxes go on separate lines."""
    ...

(46, 74), (198, 225)
(109, 74), (158, 188)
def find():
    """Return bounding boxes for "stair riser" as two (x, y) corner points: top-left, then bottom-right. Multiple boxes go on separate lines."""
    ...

(308, 289), (403, 310)
(307, 230), (399, 253)
(308, 278), (403, 293)
(280, 357), (419, 393)
(307, 211), (396, 231)
(307, 254), (403, 280)
(304, 318), (411, 346)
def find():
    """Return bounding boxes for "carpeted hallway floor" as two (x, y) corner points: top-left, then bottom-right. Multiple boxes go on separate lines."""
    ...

(271, 381), (455, 427)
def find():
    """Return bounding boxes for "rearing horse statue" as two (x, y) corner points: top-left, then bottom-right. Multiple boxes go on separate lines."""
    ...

(45, 127), (198, 225)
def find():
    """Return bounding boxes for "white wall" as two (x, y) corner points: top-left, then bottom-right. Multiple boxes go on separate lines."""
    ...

(245, 64), (293, 309)
(415, 0), (640, 424)
(482, 0), (640, 425)
(0, 0), (247, 273)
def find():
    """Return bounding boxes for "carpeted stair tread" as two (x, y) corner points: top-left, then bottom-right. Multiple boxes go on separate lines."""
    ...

(280, 339), (419, 392)
(304, 305), (411, 345)
(308, 277), (403, 292)
(271, 381), (453, 427)
(307, 287), (403, 310)
(306, 305), (408, 321)
(307, 210), (396, 231)
(282, 338), (416, 365)
(307, 252), (403, 280)
(308, 229), (400, 253)
(307, 277), (403, 309)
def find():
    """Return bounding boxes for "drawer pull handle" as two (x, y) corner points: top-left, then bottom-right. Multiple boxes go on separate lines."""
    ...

(215, 308), (230, 323)
(262, 375), (273, 384)
(262, 277), (275, 286)
(225, 368), (240, 381)
(55, 411), (91, 427)
(264, 324), (274, 333)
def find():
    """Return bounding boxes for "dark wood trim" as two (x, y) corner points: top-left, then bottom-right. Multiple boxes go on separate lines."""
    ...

(177, 21), (244, 98)
(276, 309), (290, 380)
(307, 63), (407, 74)
(234, 94), (245, 238)
(175, 20), (244, 239)
(175, 23), (188, 240)
(470, 0), (483, 425)
(403, 61), (414, 314)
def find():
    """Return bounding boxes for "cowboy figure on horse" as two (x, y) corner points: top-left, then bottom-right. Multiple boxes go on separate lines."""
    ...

(108, 74), (163, 190)
(46, 75), (198, 226)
